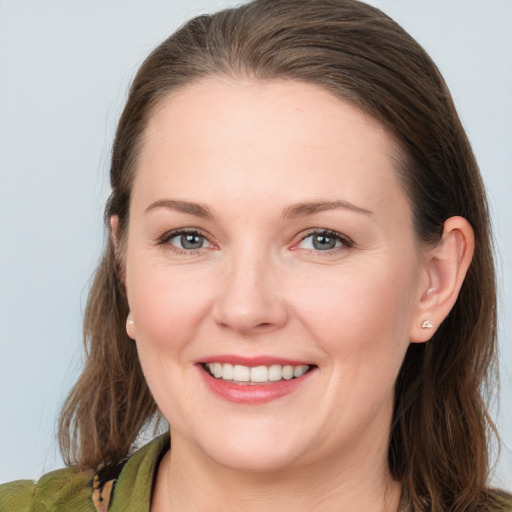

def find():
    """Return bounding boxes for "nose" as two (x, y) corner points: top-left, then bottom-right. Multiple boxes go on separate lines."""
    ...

(212, 251), (288, 335)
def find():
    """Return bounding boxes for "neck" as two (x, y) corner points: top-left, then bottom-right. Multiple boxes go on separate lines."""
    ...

(151, 429), (402, 512)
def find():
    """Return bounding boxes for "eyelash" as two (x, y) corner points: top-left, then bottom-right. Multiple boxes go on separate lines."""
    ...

(158, 228), (353, 255)
(158, 229), (213, 254)
(295, 229), (354, 254)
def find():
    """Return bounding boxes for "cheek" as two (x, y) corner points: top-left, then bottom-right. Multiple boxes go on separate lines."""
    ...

(287, 261), (419, 437)
(290, 260), (417, 367)
(125, 261), (213, 358)
(125, 263), (216, 424)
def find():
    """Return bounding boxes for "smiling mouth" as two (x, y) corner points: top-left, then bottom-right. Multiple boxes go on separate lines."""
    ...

(202, 362), (315, 384)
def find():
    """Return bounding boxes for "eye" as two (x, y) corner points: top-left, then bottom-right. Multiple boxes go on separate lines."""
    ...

(162, 230), (214, 251)
(296, 230), (351, 252)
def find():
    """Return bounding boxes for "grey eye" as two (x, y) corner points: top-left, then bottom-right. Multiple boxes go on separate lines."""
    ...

(311, 234), (337, 250)
(170, 233), (206, 250)
(298, 232), (343, 251)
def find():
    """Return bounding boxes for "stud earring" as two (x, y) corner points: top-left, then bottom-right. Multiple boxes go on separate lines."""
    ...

(421, 320), (434, 329)
(427, 287), (435, 296)
(126, 313), (135, 338)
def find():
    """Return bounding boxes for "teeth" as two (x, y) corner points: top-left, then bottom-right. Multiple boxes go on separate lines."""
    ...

(206, 363), (310, 383)
(233, 365), (250, 382)
(222, 363), (234, 380)
(268, 364), (282, 381)
(282, 365), (294, 380)
(212, 362), (223, 378)
(250, 366), (268, 383)
(294, 365), (309, 378)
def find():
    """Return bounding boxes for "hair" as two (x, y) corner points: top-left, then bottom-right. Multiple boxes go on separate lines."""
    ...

(58, 0), (510, 510)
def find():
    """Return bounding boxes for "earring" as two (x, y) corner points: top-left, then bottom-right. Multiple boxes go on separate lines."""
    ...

(126, 313), (135, 338)
(421, 320), (434, 329)
(426, 287), (435, 296)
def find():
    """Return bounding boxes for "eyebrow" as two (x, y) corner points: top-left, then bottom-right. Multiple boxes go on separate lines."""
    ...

(282, 200), (373, 218)
(145, 199), (214, 218)
(145, 198), (373, 219)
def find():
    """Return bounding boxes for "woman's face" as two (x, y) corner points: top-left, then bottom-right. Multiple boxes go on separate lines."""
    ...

(123, 79), (429, 473)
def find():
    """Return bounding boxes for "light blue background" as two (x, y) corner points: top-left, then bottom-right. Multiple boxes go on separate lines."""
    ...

(1, 0), (511, 490)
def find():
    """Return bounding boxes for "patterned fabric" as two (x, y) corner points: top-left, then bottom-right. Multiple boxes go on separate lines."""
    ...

(0, 434), (169, 512)
(91, 457), (130, 512)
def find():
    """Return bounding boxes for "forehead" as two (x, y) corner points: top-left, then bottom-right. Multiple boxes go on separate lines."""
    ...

(134, 78), (408, 220)
(142, 77), (397, 160)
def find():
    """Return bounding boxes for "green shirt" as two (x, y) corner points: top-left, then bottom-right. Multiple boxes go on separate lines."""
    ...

(0, 434), (169, 512)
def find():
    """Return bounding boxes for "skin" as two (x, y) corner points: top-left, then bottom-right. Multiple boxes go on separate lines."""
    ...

(117, 78), (474, 511)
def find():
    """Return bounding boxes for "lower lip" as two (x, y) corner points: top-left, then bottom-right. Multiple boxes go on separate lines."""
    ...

(198, 365), (314, 404)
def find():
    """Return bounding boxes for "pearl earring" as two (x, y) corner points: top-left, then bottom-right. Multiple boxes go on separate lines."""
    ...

(126, 314), (135, 336)
(421, 320), (434, 329)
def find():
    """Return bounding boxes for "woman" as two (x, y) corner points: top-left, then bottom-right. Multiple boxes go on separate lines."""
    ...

(1, 0), (510, 510)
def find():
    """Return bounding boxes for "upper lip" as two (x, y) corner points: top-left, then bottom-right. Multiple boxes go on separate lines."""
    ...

(199, 355), (314, 366)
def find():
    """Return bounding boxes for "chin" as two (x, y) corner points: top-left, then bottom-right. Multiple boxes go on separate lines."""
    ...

(188, 422), (312, 474)
(204, 442), (303, 474)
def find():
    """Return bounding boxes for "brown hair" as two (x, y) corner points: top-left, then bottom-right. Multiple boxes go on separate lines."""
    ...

(59, 0), (510, 509)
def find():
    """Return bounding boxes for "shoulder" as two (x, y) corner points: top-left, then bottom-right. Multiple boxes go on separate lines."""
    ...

(490, 488), (512, 511)
(0, 434), (169, 512)
(0, 466), (95, 512)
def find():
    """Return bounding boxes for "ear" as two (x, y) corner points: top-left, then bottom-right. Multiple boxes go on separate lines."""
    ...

(111, 215), (134, 338)
(126, 311), (136, 340)
(110, 215), (121, 253)
(410, 216), (474, 343)
(110, 215), (126, 285)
